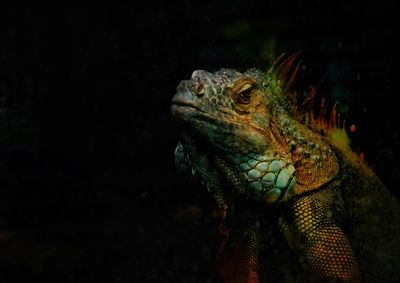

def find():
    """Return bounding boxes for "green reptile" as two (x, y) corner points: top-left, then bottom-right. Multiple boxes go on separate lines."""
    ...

(170, 54), (400, 282)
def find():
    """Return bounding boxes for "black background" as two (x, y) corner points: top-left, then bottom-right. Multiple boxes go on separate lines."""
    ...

(1, 1), (399, 282)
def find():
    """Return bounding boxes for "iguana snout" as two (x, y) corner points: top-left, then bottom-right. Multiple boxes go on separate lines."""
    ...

(171, 69), (240, 121)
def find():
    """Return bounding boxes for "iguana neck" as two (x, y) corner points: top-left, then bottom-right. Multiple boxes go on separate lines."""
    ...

(271, 111), (340, 195)
(273, 112), (332, 164)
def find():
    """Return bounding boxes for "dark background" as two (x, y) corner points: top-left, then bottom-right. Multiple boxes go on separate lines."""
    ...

(0, 1), (399, 282)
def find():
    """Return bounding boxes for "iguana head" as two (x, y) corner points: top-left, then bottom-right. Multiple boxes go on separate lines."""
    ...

(171, 69), (278, 155)
(171, 68), (298, 204)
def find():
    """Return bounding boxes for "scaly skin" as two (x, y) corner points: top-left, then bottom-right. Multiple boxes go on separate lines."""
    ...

(171, 64), (400, 282)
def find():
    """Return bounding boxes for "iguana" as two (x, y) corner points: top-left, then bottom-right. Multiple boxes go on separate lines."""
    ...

(170, 53), (400, 283)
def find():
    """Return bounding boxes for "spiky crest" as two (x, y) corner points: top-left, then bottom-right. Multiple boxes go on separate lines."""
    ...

(267, 53), (363, 160)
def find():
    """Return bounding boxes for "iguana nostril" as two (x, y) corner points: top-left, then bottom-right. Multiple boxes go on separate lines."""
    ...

(194, 82), (205, 97)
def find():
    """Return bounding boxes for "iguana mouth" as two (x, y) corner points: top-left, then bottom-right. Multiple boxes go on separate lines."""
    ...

(171, 102), (202, 113)
(171, 91), (207, 116)
(170, 104), (212, 128)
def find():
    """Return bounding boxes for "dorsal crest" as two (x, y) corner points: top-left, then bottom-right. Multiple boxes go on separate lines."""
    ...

(267, 52), (364, 161)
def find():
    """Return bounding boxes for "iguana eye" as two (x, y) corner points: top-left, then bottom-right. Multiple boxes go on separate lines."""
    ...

(236, 83), (254, 104)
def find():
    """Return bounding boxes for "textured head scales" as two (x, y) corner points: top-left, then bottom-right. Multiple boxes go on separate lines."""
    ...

(171, 53), (340, 205)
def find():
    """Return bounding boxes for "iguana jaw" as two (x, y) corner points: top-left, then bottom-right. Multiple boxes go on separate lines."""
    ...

(172, 103), (298, 204)
(171, 92), (270, 154)
(172, 101), (267, 138)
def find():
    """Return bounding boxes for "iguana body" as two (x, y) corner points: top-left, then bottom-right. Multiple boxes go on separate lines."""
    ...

(171, 56), (400, 282)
